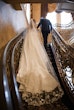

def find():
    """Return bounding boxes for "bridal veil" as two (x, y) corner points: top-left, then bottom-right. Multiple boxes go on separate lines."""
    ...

(16, 19), (63, 106)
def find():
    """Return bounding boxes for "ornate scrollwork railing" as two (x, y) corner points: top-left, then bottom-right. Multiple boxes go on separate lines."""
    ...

(2, 29), (25, 110)
(51, 28), (74, 105)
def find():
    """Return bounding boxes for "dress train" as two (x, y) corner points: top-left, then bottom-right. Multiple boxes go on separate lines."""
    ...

(16, 20), (63, 106)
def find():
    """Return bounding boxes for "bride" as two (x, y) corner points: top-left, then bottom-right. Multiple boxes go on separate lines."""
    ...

(16, 19), (63, 106)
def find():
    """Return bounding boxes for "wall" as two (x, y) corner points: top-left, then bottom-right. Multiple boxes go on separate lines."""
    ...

(32, 3), (41, 23)
(0, 1), (28, 50)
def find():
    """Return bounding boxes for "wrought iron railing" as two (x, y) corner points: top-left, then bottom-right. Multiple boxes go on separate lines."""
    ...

(2, 29), (25, 110)
(51, 28), (74, 105)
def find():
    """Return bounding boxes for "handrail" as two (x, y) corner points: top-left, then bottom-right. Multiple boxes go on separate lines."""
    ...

(53, 20), (74, 28)
(2, 29), (25, 110)
(52, 28), (74, 105)
(67, 0), (74, 3)
(52, 28), (74, 58)
(11, 37), (25, 110)
(53, 28), (70, 45)
(52, 28), (68, 52)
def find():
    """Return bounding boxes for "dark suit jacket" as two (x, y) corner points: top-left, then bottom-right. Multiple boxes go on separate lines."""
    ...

(37, 18), (52, 33)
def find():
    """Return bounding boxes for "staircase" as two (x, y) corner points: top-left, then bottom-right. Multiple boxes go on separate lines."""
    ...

(0, 29), (74, 110)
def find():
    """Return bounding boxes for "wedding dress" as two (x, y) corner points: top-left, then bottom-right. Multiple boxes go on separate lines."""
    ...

(16, 20), (63, 106)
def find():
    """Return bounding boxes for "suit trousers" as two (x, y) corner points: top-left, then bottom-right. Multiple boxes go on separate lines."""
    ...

(42, 31), (49, 49)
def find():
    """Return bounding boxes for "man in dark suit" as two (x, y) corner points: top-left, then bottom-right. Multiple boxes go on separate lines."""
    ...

(37, 17), (52, 49)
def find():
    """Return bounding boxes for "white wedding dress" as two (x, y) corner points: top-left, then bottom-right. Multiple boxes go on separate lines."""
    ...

(16, 20), (63, 106)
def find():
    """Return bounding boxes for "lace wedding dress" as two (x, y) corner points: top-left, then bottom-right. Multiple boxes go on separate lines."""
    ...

(16, 20), (63, 106)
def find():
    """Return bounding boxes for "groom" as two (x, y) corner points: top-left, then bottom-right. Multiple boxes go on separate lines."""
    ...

(37, 17), (52, 49)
